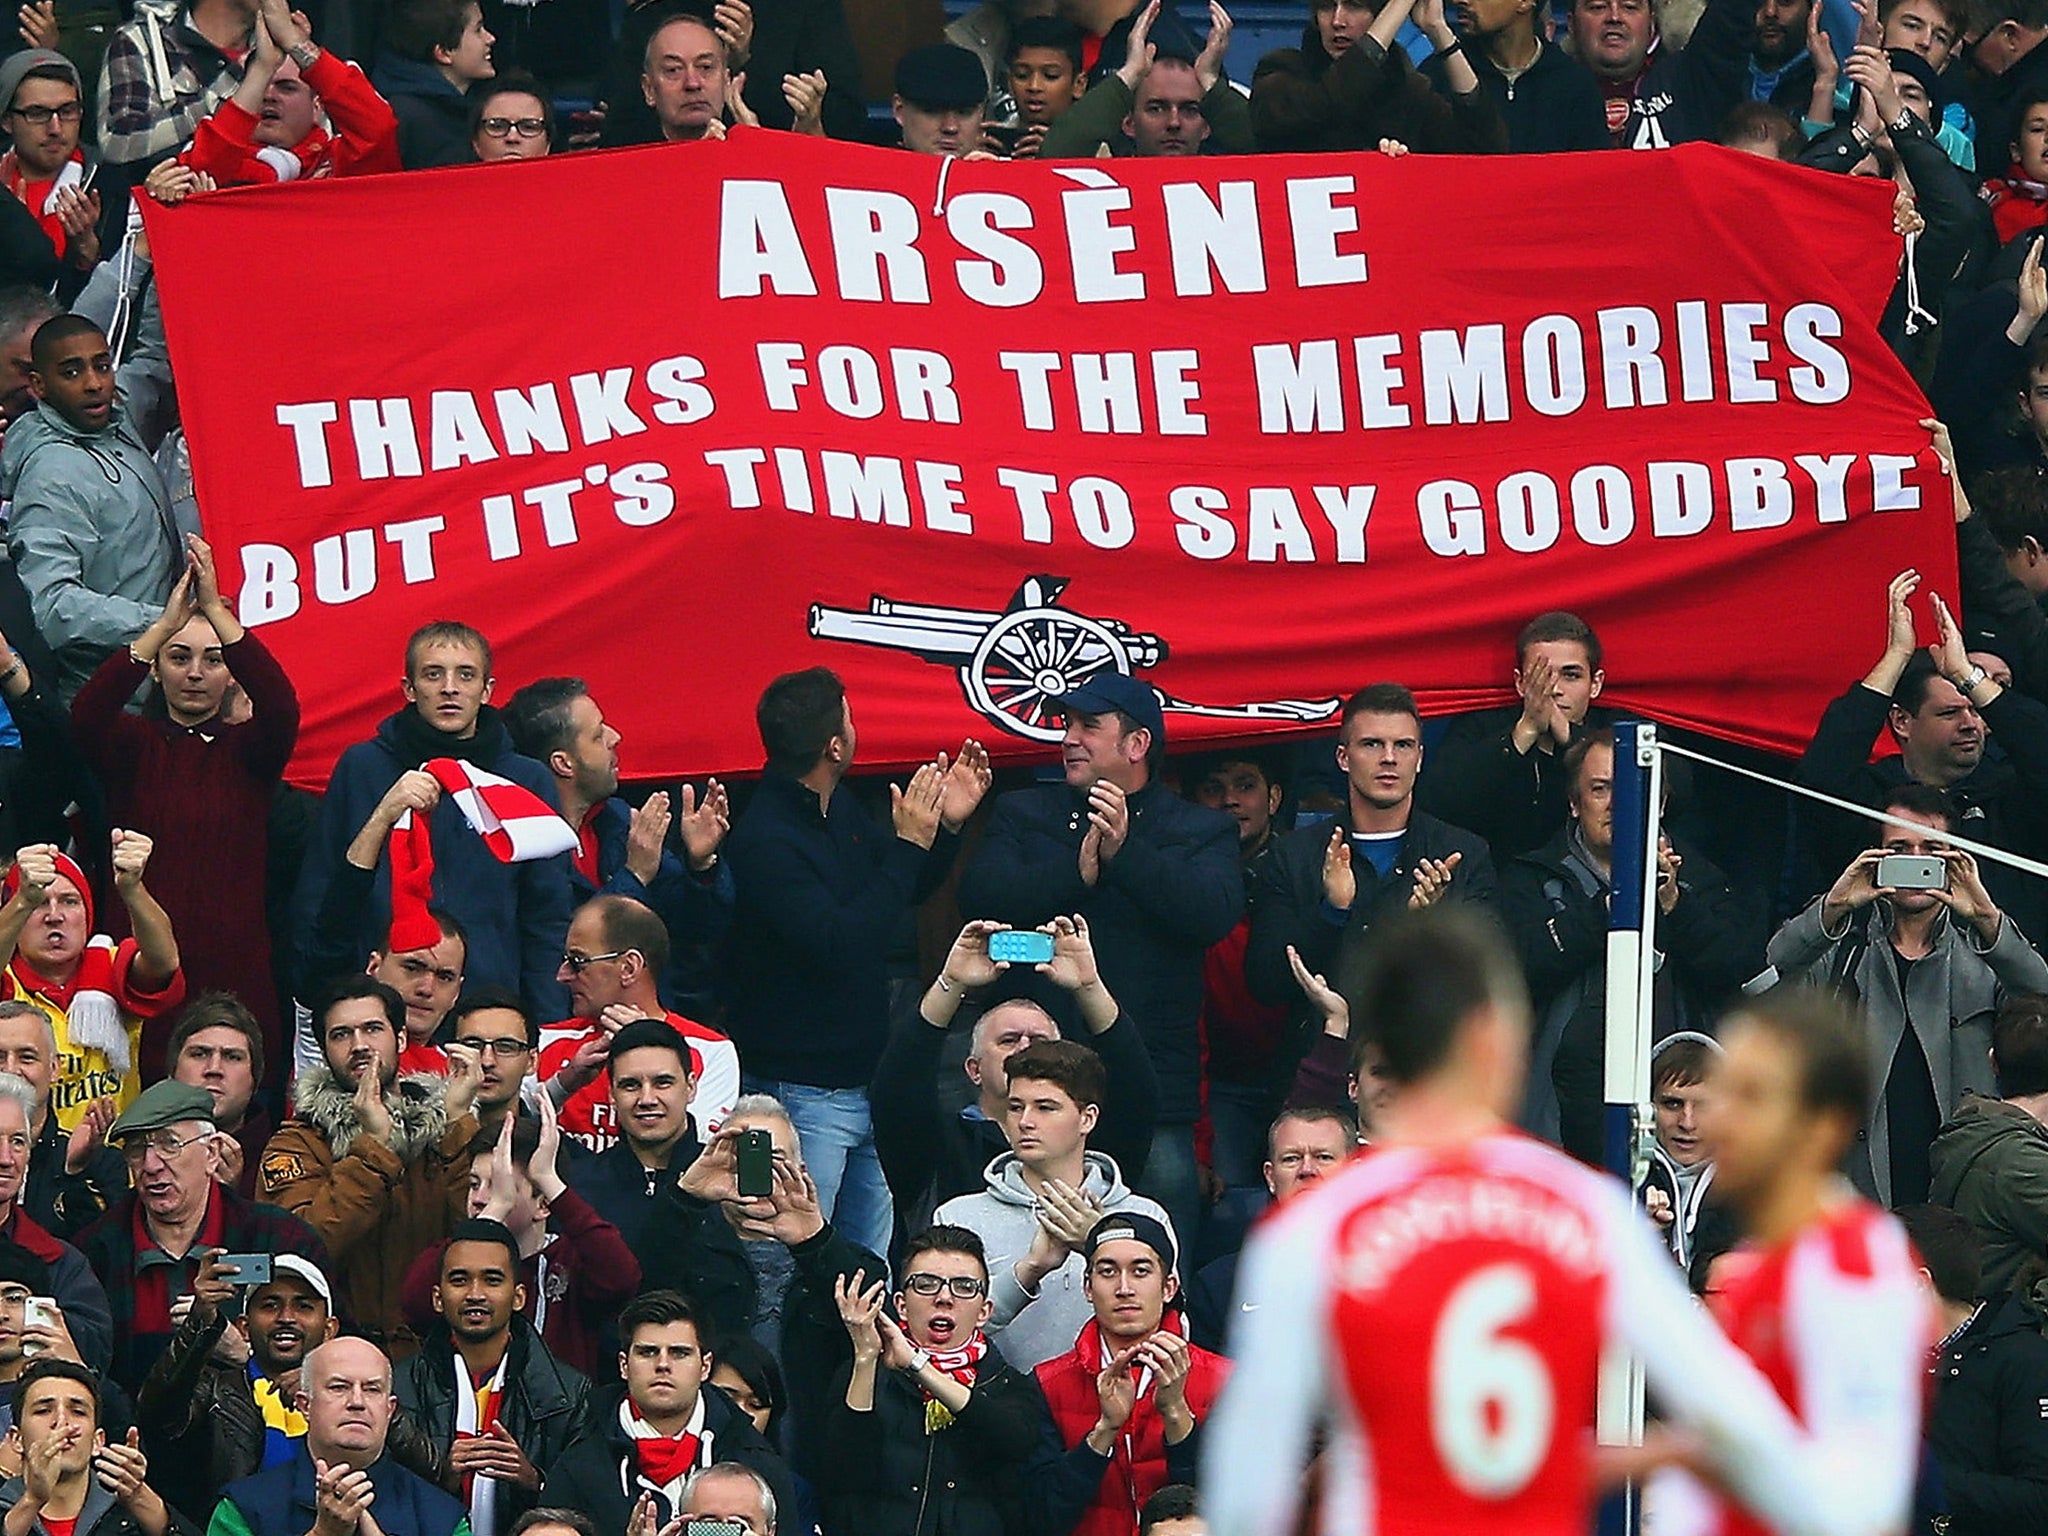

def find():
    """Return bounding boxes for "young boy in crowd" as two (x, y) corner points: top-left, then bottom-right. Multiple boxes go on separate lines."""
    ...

(1641, 1032), (1723, 1273)
(1007, 17), (1088, 156)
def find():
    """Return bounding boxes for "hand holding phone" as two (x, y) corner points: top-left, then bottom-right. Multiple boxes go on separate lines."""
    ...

(735, 1129), (774, 1200)
(988, 928), (1055, 966)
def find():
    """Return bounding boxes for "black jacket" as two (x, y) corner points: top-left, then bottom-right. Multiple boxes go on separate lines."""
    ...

(24, 1101), (123, 1240)
(1243, 807), (1495, 1048)
(1418, 705), (1615, 863)
(1427, 39), (1609, 153)
(370, 56), (476, 168)
(1251, 28), (1507, 154)
(776, 1218), (889, 1487)
(870, 1001), (1159, 1226)
(957, 781), (1243, 1123)
(586, 1133), (758, 1346)
(601, 0), (867, 145)
(394, 1317), (594, 1521)
(544, 1381), (797, 1536)
(1796, 681), (2048, 941)
(818, 1349), (1044, 1536)
(722, 772), (960, 1088)
(1928, 1292), (2048, 1536)
(1500, 828), (1761, 1162)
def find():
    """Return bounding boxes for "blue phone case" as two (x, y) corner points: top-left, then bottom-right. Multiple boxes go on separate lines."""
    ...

(989, 929), (1055, 964)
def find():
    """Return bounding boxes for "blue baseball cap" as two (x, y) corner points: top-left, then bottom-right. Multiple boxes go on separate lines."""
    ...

(1052, 672), (1165, 744)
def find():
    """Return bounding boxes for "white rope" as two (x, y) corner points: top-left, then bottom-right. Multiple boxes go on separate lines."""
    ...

(1655, 737), (2048, 884)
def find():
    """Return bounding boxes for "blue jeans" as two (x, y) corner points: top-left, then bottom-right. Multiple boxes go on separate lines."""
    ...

(1137, 1122), (1203, 1261)
(744, 1077), (895, 1268)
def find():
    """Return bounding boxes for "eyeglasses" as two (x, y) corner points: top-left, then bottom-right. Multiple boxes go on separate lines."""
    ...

(454, 1036), (531, 1058)
(559, 949), (626, 973)
(902, 1274), (987, 1299)
(479, 116), (547, 138)
(119, 1129), (209, 1164)
(7, 104), (82, 125)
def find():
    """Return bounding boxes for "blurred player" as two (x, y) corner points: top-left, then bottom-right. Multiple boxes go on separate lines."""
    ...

(1204, 907), (1920, 1536)
(1647, 989), (1929, 1536)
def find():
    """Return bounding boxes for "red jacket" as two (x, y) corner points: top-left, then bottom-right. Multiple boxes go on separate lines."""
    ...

(1034, 1318), (1230, 1536)
(186, 50), (401, 185)
(398, 1185), (641, 1377)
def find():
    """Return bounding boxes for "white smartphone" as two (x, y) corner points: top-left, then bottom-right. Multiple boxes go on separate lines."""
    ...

(22, 1295), (56, 1355)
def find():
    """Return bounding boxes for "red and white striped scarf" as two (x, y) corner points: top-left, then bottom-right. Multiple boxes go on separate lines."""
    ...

(387, 758), (576, 952)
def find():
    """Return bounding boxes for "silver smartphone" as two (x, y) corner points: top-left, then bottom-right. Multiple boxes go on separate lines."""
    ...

(22, 1295), (56, 1355)
(1876, 853), (1947, 891)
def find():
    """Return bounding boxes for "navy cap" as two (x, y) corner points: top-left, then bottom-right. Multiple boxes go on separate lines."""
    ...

(894, 43), (989, 110)
(1083, 1211), (1176, 1275)
(1886, 48), (1942, 109)
(1052, 672), (1165, 745)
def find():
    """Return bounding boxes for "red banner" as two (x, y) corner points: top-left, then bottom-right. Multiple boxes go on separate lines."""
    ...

(145, 134), (1952, 787)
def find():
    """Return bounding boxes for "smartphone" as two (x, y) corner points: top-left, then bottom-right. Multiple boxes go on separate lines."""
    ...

(1876, 853), (1947, 891)
(21, 1296), (55, 1355)
(681, 1521), (750, 1536)
(217, 1253), (273, 1286)
(981, 121), (1024, 154)
(988, 929), (1055, 966)
(735, 1128), (774, 1200)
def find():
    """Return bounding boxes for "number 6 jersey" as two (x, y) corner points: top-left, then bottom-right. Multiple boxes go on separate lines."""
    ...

(1203, 1132), (1921, 1536)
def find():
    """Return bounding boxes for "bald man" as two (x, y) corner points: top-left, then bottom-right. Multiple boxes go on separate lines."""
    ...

(210, 1337), (471, 1536)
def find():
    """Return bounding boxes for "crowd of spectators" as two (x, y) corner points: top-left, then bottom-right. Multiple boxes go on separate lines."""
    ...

(3, 0), (2048, 1527)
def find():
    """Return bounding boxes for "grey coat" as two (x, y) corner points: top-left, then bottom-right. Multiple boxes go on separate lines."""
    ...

(1769, 898), (2048, 1205)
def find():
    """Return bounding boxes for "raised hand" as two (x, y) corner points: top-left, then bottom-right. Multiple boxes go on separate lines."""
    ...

(441, 1041), (484, 1122)
(890, 762), (944, 850)
(1932, 849), (2001, 939)
(1514, 651), (1560, 752)
(1882, 569), (1921, 659)
(714, 0), (752, 64)
(941, 919), (1005, 990)
(63, 1096), (117, 1176)
(939, 738), (992, 831)
(1322, 826), (1356, 911)
(352, 1061), (393, 1145)
(7, 845), (57, 909)
(109, 827), (153, 890)
(1087, 780), (1129, 860)
(374, 768), (441, 828)
(833, 1269), (886, 1359)
(1194, 0), (1232, 92)
(1078, 823), (1104, 888)
(678, 778), (729, 869)
(625, 790), (671, 886)
(1286, 944), (1349, 1038)
(1408, 853), (1462, 910)
(1656, 837), (1683, 916)
(1821, 849), (1891, 927)
(16, 0), (55, 49)
(1116, 0), (1160, 89)
(726, 71), (761, 128)
(1035, 1177), (1105, 1255)
(1038, 914), (1102, 992)
(1929, 591), (1974, 682)
(1094, 1345), (1140, 1433)
(782, 70), (827, 136)
(312, 1460), (375, 1536)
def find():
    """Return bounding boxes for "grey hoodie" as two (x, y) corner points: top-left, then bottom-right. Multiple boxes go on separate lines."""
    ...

(934, 1149), (1173, 1371)
(1, 395), (178, 699)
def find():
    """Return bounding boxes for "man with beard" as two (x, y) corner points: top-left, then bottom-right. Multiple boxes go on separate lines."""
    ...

(395, 1219), (591, 1536)
(0, 1360), (178, 1536)
(75, 1081), (325, 1397)
(260, 977), (483, 1352)
(289, 621), (572, 1021)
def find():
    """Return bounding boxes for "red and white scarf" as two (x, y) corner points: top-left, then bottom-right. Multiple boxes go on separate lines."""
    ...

(387, 758), (576, 952)
(921, 1330), (990, 1433)
(622, 1395), (708, 1495)
(2, 852), (129, 1072)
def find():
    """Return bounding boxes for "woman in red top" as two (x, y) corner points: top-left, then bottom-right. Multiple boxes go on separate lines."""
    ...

(70, 536), (298, 1088)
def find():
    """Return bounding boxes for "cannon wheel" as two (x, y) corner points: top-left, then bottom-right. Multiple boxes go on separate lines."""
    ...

(963, 606), (1133, 741)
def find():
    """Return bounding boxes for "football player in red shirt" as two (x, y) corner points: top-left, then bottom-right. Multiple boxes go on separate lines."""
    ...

(1206, 907), (1915, 1536)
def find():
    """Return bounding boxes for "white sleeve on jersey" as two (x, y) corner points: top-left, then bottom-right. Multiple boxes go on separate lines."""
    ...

(1597, 1181), (1917, 1536)
(1202, 1191), (1338, 1536)
(688, 1036), (740, 1138)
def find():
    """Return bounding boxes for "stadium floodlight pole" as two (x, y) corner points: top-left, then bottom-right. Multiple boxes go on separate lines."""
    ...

(1596, 719), (1661, 1536)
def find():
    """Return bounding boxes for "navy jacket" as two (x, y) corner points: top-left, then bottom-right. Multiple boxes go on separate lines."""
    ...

(721, 773), (959, 1087)
(369, 56), (475, 169)
(957, 780), (1243, 1123)
(216, 1444), (467, 1536)
(289, 706), (572, 1018)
